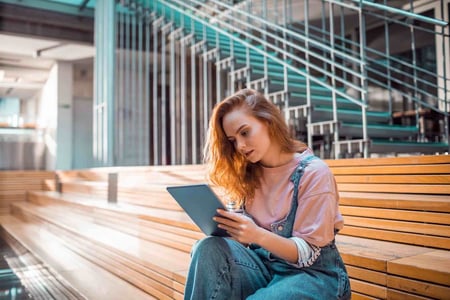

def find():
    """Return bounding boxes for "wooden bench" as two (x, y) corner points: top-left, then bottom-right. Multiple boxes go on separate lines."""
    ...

(0, 171), (54, 215)
(326, 155), (450, 250)
(1, 155), (449, 299)
(325, 154), (450, 299)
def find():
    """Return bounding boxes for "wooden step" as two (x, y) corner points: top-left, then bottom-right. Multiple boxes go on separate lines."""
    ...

(9, 201), (190, 299)
(0, 170), (54, 215)
(28, 191), (201, 233)
(336, 235), (450, 299)
(0, 215), (155, 300)
(27, 191), (202, 252)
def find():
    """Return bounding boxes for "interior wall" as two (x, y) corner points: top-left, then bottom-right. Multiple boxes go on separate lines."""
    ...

(72, 60), (94, 169)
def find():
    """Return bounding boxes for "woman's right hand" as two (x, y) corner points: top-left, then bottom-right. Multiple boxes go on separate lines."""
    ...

(214, 209), (266, 245)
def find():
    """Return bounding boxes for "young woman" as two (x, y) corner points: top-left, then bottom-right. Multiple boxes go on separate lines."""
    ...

(184, 89), (351, 299)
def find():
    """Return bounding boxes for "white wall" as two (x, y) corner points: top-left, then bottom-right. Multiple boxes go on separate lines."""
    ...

(37, 61), (73, 170)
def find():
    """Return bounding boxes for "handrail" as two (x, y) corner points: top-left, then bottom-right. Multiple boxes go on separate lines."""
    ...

(151, 0), (450, 119)
(206, 0), (363, 66)
(152, 0), (367, 107)
(296, 22), (448, 115)
(284, 3), (448, 117)
(297, 17), (447, 85)
(197, 0), (448, 116)
(348, 0), (448, 26)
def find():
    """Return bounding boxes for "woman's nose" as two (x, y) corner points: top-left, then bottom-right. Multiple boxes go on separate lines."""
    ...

(236, 139), (246, 151)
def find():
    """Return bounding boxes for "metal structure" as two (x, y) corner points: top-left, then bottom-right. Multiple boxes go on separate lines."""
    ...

(105, 0), (449, 165)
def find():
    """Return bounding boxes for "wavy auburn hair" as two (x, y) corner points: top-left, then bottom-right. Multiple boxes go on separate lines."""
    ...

(203, 89), (307, 206)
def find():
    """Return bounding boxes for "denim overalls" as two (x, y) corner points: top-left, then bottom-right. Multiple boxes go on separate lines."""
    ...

(184, 156), (351, 300)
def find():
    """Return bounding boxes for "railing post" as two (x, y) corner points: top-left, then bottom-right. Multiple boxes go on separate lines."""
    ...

(108, 173), (118, 204)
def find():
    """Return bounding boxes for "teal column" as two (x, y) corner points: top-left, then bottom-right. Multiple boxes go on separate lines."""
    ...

(93, 0), (116, 166)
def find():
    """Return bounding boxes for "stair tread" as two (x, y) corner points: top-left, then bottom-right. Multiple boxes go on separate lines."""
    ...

(30, 191), (200, 232)
(0, 215), (156, 300)
(11, 201), (192, 278)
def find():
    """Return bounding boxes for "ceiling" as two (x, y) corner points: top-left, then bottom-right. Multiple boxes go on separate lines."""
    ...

(0, 0), (95, 100)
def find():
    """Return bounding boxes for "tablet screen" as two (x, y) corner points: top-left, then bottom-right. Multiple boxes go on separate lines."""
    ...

(166, 184), (230, 237)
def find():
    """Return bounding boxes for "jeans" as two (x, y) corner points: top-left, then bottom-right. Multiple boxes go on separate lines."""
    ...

(184, 236), (351, 300)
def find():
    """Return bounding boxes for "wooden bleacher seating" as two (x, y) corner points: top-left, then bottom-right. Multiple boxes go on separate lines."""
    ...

(0, 171), (54, 215)
(0, 155), (449, 299)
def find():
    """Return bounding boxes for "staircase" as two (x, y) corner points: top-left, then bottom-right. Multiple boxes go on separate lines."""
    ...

(116, 0), (448, 161)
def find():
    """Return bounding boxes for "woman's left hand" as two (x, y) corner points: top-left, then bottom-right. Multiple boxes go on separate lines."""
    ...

(214, 209), (264, 245)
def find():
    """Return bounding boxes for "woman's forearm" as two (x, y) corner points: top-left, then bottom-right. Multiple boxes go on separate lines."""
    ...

(254, 228), (298, 263)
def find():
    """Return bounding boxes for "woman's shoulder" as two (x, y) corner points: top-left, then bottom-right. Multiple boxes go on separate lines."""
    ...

(298, 153), (332, 177)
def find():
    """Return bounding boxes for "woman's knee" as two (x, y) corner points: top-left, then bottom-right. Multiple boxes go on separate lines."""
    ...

(192, 236), (225, 252)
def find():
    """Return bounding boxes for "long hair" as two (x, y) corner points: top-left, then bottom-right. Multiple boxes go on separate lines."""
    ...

(203, 89), (307, 205)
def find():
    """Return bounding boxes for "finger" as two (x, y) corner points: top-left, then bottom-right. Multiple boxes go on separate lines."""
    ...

(216, 209), (240, 221)
(214, 216), (239, 229)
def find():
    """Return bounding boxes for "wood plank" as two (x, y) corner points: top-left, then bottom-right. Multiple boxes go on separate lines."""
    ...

(340, 206), (450, 225)
(335, 174), (450, 184)
(346, 265), (386, 286)
(0, 171), (54, 179)
(340, 226), (450, 249)
(330, 164), (450, 175)
(337, 183), (450, 194)
(325, 155), (450, 167)
(343, 216), (450, 237)
(386, 289), (432, 300)
(339, 192), (450, 212)
(387, 275), (450, 299)
(350, 292), (379, 300)
(388, 250), (450, 286)
(349, 278), (386, 299)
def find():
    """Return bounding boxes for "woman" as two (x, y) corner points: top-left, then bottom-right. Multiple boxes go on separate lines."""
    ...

(184, 89), (350, 299)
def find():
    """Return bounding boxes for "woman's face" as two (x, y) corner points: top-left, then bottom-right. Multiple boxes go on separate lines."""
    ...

(222, 107), (275, 165)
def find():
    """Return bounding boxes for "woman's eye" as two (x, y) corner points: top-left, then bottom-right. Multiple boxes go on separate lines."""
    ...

(241, 130), (248, 137)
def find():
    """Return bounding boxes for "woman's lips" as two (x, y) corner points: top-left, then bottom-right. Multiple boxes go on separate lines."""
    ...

(245, 150), (254, 157)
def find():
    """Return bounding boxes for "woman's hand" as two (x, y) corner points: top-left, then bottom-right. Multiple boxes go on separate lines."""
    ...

(214, 209), (264, 245)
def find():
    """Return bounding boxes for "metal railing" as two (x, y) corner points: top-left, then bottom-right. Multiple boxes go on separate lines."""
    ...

(111, 0), (449, 164)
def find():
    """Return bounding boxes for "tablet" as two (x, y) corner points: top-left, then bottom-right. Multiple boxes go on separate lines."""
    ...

(166, 184), (229, 237)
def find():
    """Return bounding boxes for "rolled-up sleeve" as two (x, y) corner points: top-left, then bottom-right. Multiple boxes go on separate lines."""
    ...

(292, 160), (343, 247)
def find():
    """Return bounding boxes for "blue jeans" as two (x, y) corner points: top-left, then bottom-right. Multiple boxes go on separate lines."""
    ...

(184, 236), (351, 300)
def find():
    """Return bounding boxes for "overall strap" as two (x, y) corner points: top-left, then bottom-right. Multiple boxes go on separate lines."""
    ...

(270, 154), (318, 237)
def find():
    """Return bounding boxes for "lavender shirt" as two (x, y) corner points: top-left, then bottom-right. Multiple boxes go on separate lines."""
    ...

(246, 149), (344, 248)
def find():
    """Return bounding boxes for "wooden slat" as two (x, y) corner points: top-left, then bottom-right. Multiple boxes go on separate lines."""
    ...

(349, 278), (386, 299)
(340, 226), (450, 249)
(346, 265), (386, 286)
(339, 192), (450, 212)
(343, 216), (450, 237)
(335, 174), (450, 184)
(337, 183), (450, 194)
(350, 292), (379, 300)
(340, 206), (450, 225)
(0, 171), (54, 179)
(325, 155), (450, 167)
(386, 289), (436, 300)
(330, 164), (450, 175)
(387, 275), (450, 299)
